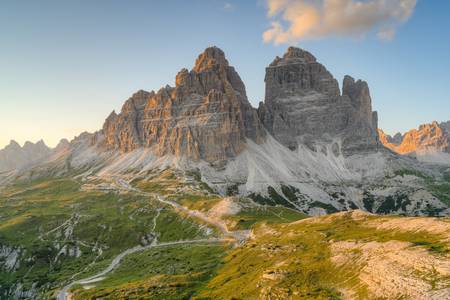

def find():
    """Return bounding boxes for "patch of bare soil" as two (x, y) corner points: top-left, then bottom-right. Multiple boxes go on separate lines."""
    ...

(331, 240), (450, 300)
(366, 217), (450, 241)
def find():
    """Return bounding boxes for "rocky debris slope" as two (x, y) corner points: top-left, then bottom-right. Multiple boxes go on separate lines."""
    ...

(379, 121), (450, 163)
(0, 140), (52, 172)
(102, 47), (265, 166)
(258, 47), (379, 156)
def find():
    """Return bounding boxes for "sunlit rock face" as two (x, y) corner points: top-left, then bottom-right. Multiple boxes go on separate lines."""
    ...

(258, 47), (380, 155)
(103, 46), (381, 164)
(380, 121), (450, 155)
(102, 46), (265, 165)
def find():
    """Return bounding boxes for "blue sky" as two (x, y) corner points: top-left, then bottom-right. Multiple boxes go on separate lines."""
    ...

(1, 0), (449, 148)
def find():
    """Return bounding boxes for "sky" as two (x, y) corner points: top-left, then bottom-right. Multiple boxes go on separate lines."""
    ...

(1, 0), (449, 148)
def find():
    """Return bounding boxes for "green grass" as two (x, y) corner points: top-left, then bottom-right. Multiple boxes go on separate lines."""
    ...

(393, 169), (431, 180)
(317, 214), (448, 254)
(169, 193), (222, 212)
(199, 223), (344, 299)
(2, 173), (449, 299)
(72, 244), (227, 300)
(186, 170), (215, 194)
(228, 206), (307, 230)
(392, 169), (450, 208)
(249, 187), (297, 209)
(0, 176), (214, 298)
(198, 212), (449, 300)
(428, 182), (450, 207)
(134, 171), (183, 195)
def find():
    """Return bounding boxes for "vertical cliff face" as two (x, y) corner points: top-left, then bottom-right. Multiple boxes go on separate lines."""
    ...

(102, 47), (265, 165)
(258, 47), (379, 155)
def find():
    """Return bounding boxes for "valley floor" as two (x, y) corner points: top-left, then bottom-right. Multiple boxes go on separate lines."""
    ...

(0, 170), (449, 299)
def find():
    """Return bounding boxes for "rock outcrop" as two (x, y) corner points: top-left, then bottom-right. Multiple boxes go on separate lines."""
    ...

(440, 121), (450, 134)
(378, 129), (396, 147)
(258, 47), (379, 155)
(102, 47), (265, 165)
(380, 121), (450, 155)
(0, 140), (52, 172)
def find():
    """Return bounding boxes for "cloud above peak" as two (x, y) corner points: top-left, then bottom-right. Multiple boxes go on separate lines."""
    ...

(263, 0), (417, 44)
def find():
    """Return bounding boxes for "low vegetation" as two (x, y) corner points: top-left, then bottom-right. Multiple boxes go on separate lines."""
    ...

(199, 211), (450, 299)
(1, 171), (449, 299)
(72, 244), (227, 300)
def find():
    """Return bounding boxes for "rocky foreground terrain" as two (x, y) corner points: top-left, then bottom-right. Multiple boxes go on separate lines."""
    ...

(0, 46), (449, 299)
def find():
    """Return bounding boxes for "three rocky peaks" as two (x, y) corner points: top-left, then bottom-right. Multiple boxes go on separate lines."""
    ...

(102, 46), (379, 164)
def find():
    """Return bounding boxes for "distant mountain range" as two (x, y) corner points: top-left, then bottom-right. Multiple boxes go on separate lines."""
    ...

(0, 139), (70, 173)
(379, 121), (450, 164)
(0, 140), (51, 172)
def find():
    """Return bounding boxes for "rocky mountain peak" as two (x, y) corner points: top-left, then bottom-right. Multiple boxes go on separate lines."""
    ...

(101, 46), (381, 164)
(193, 46), (229, 73)
(380, 121), (449, 155)
(6, 140), (21, 150)
(259, 47), (379, 154)
(36, 139), (46, 146)
(55, 139), (70, 151)
(0, 139), (52, 172)
(102, 46), (265, 164)
(392, 132), (403, 144)
(270, 47), (317, 67)
(419, 121), (440, 131)
(343, 76), (368, 96)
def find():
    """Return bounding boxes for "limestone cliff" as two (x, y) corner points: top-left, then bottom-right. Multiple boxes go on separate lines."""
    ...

(102, 47), (265, 165)
(102, 46), (382, 165)
(258, 47), (379, 155)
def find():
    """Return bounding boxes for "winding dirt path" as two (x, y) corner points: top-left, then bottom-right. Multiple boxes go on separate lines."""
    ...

(56, 238), (223, 300)
(57, 177), (247, 300)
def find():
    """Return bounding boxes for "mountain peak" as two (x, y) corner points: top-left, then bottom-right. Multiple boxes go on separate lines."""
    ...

(380, 121), (449, 155)
(284, 46), (316, 61)
(55, 138), (70, 151)
(270, 47), (317, 67)
(102, 46), (265, 163)
(261, 47), (378, 155)
(23, 141), (35, 148)
(193, 46), (229, 72)
(36, 139), (47, 147)
(8, 140), (20, 147)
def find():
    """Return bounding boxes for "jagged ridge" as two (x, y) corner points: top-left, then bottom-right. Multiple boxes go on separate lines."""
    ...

(102, 46), (265, 166)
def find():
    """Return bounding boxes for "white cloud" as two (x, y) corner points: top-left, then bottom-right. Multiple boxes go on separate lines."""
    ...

(263, 0), (417, 44)
(223, 2), (235, 12)
(377, 27), (396, 41)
